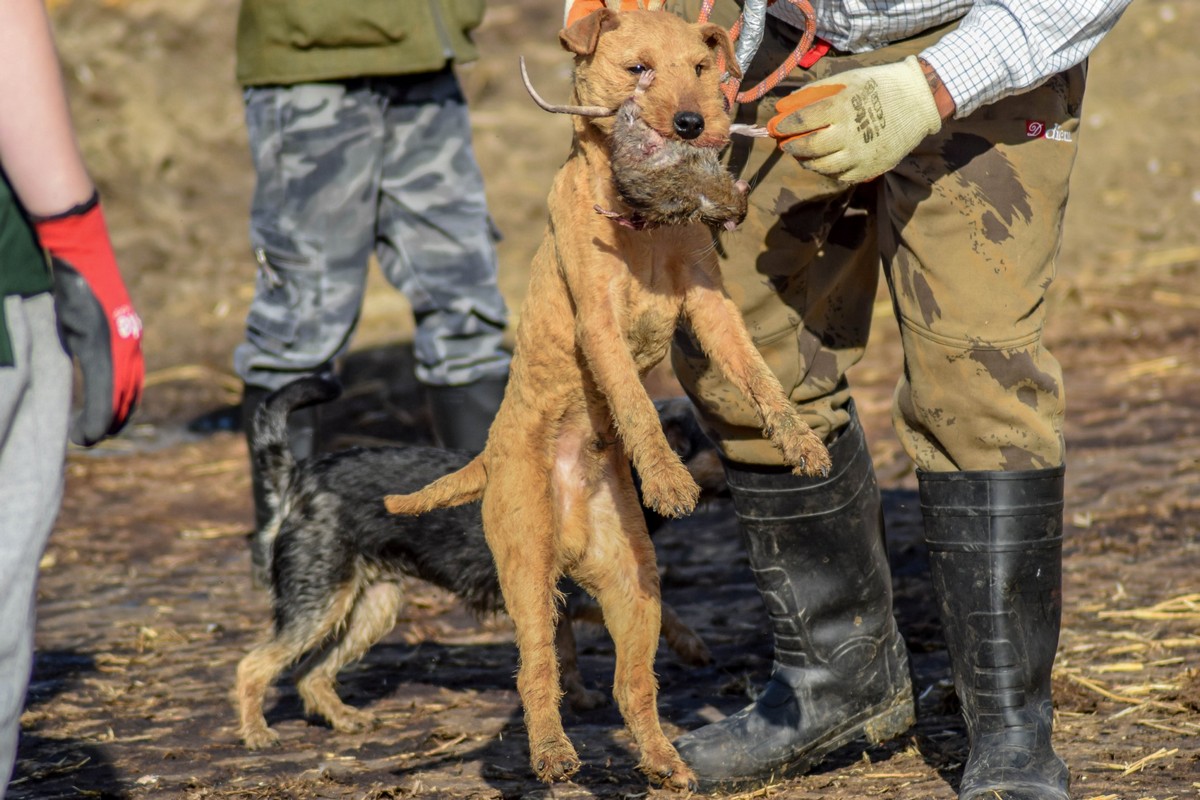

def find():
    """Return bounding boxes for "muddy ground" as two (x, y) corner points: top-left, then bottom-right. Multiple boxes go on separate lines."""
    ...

(10, 0), (1200, 798)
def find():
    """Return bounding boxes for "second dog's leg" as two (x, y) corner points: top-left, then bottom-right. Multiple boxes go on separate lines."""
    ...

(576, 462), (695, 789)
(556, 606), (609, 711)
(296, 581), (403, 733)
(236, 639), (300, 750)
(235, 586), (360, 749)
(659, 602), (712, 667)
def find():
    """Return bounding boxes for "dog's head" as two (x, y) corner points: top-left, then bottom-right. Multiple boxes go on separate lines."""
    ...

(560, 9), (738, 149)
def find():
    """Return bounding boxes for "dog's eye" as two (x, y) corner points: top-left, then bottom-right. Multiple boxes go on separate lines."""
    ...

(627, 63), (648, 75)
(695, 63), (704, 77)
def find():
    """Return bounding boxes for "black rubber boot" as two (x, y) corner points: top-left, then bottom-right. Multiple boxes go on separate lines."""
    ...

(241, 383), (319, 583)
(675, 403), (915, 791)
(920, 466), (1069, 800)
(425, 374), (507, 453)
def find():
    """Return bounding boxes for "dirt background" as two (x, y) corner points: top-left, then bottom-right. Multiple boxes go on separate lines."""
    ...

(10, 0), (1200, 798)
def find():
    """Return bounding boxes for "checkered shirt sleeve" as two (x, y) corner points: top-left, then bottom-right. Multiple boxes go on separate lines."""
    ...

(920, 0), (1133, 116)
(769, 0), (1133, 117)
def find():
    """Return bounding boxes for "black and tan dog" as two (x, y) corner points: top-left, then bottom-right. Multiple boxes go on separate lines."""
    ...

(384, 8), (830, 790)
(234, 375), (716, 751)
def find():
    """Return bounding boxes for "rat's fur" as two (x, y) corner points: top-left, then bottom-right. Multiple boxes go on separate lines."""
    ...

(608, 85), (749, 230)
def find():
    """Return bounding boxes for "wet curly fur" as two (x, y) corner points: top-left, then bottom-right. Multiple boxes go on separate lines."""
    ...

(381, 10), (829, 790)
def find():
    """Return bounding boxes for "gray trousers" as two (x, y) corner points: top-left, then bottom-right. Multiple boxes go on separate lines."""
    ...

(234, 69), (511, 391)
(0, 293), (71, 797)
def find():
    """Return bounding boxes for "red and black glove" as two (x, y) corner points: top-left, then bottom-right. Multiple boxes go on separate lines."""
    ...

(34, 192), (144, 446)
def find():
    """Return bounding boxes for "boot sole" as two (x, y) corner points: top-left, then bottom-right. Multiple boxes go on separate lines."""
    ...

(691, 682), (916, 794)
(962, 784), (1068, 800)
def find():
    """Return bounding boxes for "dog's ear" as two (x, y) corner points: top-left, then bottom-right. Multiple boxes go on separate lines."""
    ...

(559, 8), (620, 56)
(699, 23), (741, 80)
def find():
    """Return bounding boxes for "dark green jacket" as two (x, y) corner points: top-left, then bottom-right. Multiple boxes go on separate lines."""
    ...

(0, 172), (53, 367)
(236, 0), (487, 86)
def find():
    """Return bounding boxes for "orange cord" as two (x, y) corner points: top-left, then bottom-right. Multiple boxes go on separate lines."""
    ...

(700, 0), (818, 107)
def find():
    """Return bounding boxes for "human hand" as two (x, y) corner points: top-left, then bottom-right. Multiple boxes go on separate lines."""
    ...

(35, 194), (144, 446)
(767, 55), (943, 183)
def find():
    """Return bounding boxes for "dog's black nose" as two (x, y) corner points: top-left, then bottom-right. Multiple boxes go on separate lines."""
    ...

(673, 111), (705, 140)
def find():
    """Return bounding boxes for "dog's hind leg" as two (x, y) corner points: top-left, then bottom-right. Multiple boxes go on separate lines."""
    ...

(485, 482), (580, 782)
(235, 585), (360, 749)
(237, 639), (300, 749)
(575, 461), (696, 790)
(295, 580), (403, 734)
(568, 596), (710, 668)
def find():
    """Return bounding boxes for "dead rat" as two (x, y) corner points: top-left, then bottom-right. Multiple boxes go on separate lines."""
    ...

(605, 78), (750, 231)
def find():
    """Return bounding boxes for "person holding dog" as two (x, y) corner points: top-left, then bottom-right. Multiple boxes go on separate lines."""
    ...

(233, 0), (512, 534)
(0, 0), (145, 793)
(561, 1), (1132, 798)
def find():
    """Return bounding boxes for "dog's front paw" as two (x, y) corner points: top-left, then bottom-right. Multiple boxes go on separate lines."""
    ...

(767, 413), (832, 477)
(240, 724), (281, 751)
(639, 462), (701, 518)
(328, 706), (378, 734)
(787, 433), (832, 477)
(531, 736), (581, 782)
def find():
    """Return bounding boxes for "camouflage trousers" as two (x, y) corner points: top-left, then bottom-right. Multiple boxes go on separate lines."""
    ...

(234, 68), (511, 391)
(670, 6), (1083, 472)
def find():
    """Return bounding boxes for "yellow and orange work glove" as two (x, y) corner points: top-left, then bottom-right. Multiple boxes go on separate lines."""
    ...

(767, 55), (943, 184)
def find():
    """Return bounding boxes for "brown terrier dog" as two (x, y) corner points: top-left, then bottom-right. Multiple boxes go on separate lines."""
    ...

(385, 8), (830, 790)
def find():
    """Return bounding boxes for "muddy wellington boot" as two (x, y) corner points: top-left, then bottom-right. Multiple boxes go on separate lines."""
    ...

(675, 403), (915, 791)
(425, 374), (507, 453)
(920, 466), (1070, 800)
(241, 383), (320, 584)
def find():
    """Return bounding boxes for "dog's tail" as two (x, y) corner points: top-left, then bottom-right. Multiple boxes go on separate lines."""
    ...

(384, 455), (487, 515)
(250, 374), (343, 515)
(247, 375), (341, 587)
